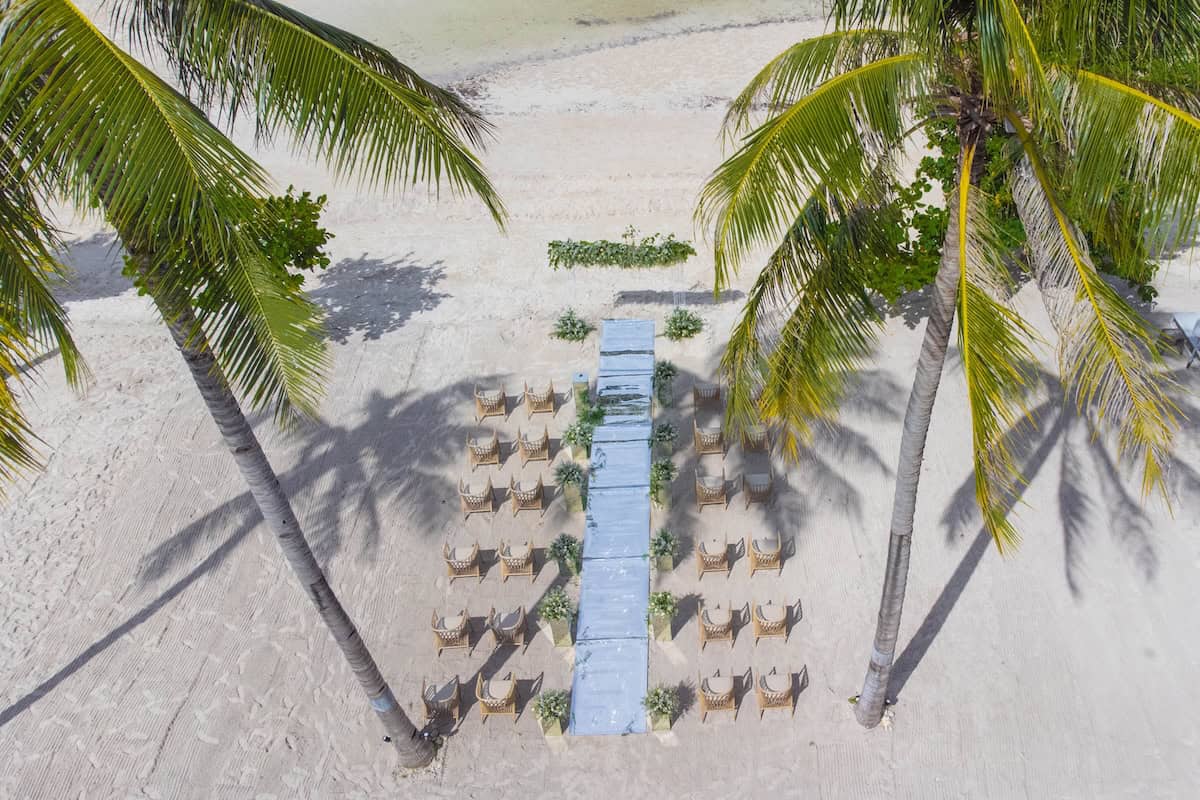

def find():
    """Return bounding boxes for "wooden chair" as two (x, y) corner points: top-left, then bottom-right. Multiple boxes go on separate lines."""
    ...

(498, 540), (534, 582)
(741, 423), (770, 453)
(459, 477), (495, 519)
(443, 541), (481, 583)
(474, 384), (506, 423)
(743, 468), (774, 509)
(508, 475), (545, 517)
(516, 426), (550, 466)
(698, 601), (734, 649)
(523, 380), (556, 419)
(695, 468), (727, 512)
(747, 534), (783, 577)
(476, 672), (518, 723)
(754, 668), (794, 718)
(693, 381), (722, 407)
(693, 419), (725, 457)
(487, 606), (527, 650)
(421, 676), (461, 723)
(431, 609), (471, 657)
(752, 600), (788, 644)
(698, 670), (737, 722)
(466, 430), (500, 471)
(696, 536), (730, 580)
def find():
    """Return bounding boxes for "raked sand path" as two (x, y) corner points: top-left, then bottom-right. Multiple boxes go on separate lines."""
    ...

(4, 10), (1200, 799)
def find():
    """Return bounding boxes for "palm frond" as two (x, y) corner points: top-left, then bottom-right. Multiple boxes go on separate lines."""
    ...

(953, 142), (1039, 551)
(722, 29), (910, 141)
(0, 308), (42, 492)
(976, 0), (1053, 122)
(1063, 69), (1200, 250)
(1009, 118), (1178, 498)
(722, 191), (891, 452)
(698, 53), (926, 283)
(111, 0), (505, 224)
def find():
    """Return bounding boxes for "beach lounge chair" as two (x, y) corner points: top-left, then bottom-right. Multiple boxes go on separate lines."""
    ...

(466, 430), (500, 471)
(431, 609), (471, 657)
(752, 600), (788, 644)
(523, 380), (556, 418)
(698, 601), (734, 649)
(693, 380), (722, 407)
(476, 672), (518, 723)
(741, 423), (770, 453)
(487, 606), (528, 651)
(696, 536), (730, 580)
(746, 534), (783, 577)
(474, 384), (507, 423)
(422, 676), (461, 723)
(754, 668), (794, 719)
(743, 469), (774, 509)
(508, 475), (545, 517)
(459, 477), (495, 519)
(698, 670), (737, 722)
(516, 426), (551, 466)
(443, 541), (481, 583)
(693, 419), (725, 457)
(1173, 313), (1200, 367)
(695, 468), (727, 511)
(498, 540), (534, 582)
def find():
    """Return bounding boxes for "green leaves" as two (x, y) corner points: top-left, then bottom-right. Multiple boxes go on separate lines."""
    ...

(547, 228), (695, 270)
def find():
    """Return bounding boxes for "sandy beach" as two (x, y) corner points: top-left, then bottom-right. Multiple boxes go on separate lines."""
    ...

(3, 5), (1200, 798)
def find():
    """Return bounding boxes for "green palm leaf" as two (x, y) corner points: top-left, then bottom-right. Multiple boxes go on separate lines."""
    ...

(1009, 119), (1178, 498)
(697, 53), (926, 283)
(976, 0), (1053, 122)
(0, 307), (41, 489)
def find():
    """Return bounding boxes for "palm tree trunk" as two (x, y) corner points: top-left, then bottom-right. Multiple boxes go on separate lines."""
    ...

(854, 139), (976, 727)
(134, 254), (434, 767)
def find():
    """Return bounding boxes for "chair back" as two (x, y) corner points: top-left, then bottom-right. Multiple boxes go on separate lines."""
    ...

(517, 427), (550, 461)
(467, 432), (499, 460)
(510, 476), (543, 504)
(742, 424), (769, 451)
(500, 542), (532, 569)
(693, 419), (724, 453)
(444, 542), (479, 572)
(693, 381), (721, 406)
(474, 385), (506, 419)
(423, 677), (460, 715)
(757, 670), (791, 705)
(695, 470), (726, 503)
(459, 479), (492, 507)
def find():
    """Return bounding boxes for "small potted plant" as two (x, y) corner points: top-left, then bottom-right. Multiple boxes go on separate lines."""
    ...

(649, 422), (677, 458)
(549, 533), (583, 576)
(649, 458), (677, 510)
(647, 591), (677, 642)
(643, 685), (679, 732)
(533, 689), (570, 737)
(539, 587), (574, 646)
(563, 400), (605, 458)
(652, 360), (678, 408)
(649, 527), (677, 571)
(552, 308), (595, 342)
(555, 461), (586, 513)
(664, 308), (703, 341)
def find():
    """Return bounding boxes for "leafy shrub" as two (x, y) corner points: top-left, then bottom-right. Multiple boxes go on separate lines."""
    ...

(539, 587), (574, 620)
(549, 533), (583, 575)
(563, 397), (606, 455)
(552, 308), (595, 341)
(648, 591), (677, 618)
(664, 308), (703, 341)
(534, 690), (570, 724)
(643, 685), (679, 718)
(649, 459), (678, 505)
(548, 226), (696, 270)
(650, 422), (677, 447)
(554, 461), (585, 486)
(649, 527), (677, 559)
(652, 360), (678, 406)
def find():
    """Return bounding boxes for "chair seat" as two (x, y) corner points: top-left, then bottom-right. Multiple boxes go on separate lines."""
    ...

(438, 615), (465, 631)
(746, 473), (771, 486)
(504, 543), (531, 560)
(450, 547), (475, 562)
(496, 610), (523, 630)
(757, 604), (786, 623)
(753, 537), (780, 553)
(704, 675), (734, 695)
(761, 674), (789, 693)
(700, 538), (725, 556)
(478, 390), (503, 403)
(427, 681), (457, 703)
(485, 679), (513, 700)
(698, 476), (723, 490)
(513, 481), (537, 493)
(702, 607), (732, 626)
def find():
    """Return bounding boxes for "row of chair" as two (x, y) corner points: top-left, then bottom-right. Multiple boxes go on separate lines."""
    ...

(698, 667), (796, 721)
(695, 469), (774, 511)
(697, 599), (795, 648)
(694, 419), (770, 457)
(422, 673), (519, 724)
(458, 476), (545, 519)
(696, 534), (784, 578)
(467, 427), (550, 470)
(443, 541), (536, 582)
(475, 382), (556, 423)
(431, 605), (528, 656)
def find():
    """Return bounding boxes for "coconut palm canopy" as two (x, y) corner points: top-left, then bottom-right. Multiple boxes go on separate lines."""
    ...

(0, 0), (505, 488)
(698, 0), (1200, 551)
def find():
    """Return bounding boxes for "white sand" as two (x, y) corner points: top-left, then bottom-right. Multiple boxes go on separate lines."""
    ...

(4, 12), (1200, 799)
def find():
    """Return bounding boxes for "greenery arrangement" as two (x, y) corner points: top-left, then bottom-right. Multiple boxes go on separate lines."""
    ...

(650, 422), (677, 449)
(649, 527), (677, 560)
(547, 226), (696, 270)
(554, 461), (585, 486)
(533, 690), (570, 724)
(664, 308), (704, 341)
(642, 685), (679, 719)
(562, 397), (606, 456)
(649, 459), (678, 506)
(538, 587), (574, 621)
(647, 591), (677, 618)
(549, 533), (583, 576)
(652, 360), (678, 406)
(552, 308), (595, 341)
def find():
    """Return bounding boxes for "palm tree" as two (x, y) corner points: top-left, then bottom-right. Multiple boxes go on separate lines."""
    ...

(697, 0), (1198, 728)
(0, 0), (505, 766)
